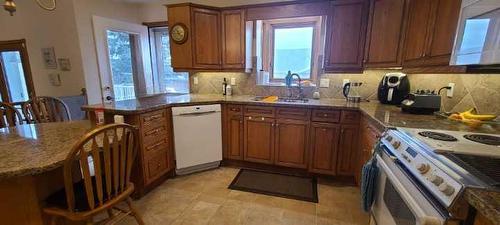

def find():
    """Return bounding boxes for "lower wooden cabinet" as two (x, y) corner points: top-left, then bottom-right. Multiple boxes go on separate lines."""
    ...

(309, 123), (341, 175)
(226, 115), (244, 160)
(337, 124), (360, 176)
(355, 116), (382, 185)
(243, 116), (275, 164)
(274, 119), (309, 169)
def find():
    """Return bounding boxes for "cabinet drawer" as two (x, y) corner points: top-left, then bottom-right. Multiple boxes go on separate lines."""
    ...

(141, 110), (168, 131)
(142, 125), (169, 147)
(144, 138), (169, 154)
(311, 109), (341, 123)
(244, 105), (275, 117)
(340, 111), (360, 124)
(145, 150), (168, 183)
(276, 107), (310, 120)
(227, 104), (243, 116)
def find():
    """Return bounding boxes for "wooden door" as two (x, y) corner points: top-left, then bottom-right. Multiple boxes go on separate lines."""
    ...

(221, 9), (245, 69)
(244, 116), (275, 164)
(402, 0), (433, 66)
(309, 123), (340, 175)
(191, 7), (221, 69)
(227, 115), (244, 160)
(324, 0), (369, 73)
(337, 124), (360, 176)
(274, 119), (309, 169)
(425, 0), (461, 66)
(364, 0), (409, 67)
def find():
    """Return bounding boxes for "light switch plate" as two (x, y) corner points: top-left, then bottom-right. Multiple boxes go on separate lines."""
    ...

(193, 77), (199, 85)
(320, 78), (330, 88)
(230, 77), (236, 85)
(447, 83), (455, 98)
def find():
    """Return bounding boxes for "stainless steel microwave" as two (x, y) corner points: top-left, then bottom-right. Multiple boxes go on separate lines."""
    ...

(450, 0), (500, 66)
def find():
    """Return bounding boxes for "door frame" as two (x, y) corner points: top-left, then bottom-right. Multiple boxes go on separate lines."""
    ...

(0, 39), (36, 102)
(92, 16), (153, 103)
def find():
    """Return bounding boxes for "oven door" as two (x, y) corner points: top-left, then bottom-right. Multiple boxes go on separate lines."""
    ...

(372, 146), (447, 225)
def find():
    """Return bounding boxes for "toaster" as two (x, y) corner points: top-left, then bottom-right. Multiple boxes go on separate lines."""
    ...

(401, 91), (441, 114)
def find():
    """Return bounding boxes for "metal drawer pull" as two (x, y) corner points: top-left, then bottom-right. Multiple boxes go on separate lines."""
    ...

(146, 127), (164, 136)
(145, 114), (163, 122)
(146, 141), (165, 150)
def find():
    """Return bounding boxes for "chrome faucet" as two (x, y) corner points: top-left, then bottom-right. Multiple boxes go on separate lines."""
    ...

(285, 71), (303, 99)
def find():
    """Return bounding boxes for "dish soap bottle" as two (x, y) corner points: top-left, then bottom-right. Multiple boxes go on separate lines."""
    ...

(226, 84), (232, 96)
(222, 78), (227, 95)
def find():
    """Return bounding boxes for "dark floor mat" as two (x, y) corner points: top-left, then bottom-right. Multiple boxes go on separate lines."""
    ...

(228, 169), (318, 203)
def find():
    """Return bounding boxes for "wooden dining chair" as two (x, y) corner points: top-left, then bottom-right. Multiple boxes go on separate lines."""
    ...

(21, 96), (72, 123)
(0, 102), (23, 128)
(43, 123), (144, 225)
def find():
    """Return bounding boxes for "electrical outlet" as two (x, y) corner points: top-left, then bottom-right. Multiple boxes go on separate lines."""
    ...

(447, 83), (455, 97)
(230, 77), (236, 85)
(193, 77), (199, 85)
(320, 78), (330, 88)
(342, 79), (350, 87)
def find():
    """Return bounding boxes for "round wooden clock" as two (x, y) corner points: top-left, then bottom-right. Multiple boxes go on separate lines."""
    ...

(170, 23), (188, 44)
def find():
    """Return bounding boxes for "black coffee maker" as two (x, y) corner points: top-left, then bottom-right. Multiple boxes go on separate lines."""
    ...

(377, 73), (410, 105)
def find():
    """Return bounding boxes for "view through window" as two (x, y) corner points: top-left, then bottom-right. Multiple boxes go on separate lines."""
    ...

(106, 30), (137, 101)
(0, 40), (34, 103)
(150, 27), (189, 94)
(272, 26), (314, 80)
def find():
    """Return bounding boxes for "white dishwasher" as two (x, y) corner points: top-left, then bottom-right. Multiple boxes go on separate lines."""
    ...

(172, 104), (222, 175)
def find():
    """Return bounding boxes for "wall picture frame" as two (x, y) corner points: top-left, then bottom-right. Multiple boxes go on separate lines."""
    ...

(58, 58), (71, 71)
(41, 47), (57, 69)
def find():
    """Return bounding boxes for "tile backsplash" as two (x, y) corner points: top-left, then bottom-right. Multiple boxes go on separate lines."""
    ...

(190, 70), (500, 114)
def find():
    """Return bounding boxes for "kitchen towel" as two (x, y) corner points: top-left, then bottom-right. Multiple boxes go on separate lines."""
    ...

(361, 142), (381, 212)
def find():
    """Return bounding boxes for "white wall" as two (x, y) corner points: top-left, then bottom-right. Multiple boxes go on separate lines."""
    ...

(72, 0), (143, 104)
(0, 0), (86, 97)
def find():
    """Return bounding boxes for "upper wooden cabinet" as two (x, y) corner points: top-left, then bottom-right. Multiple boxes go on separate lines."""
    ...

(364, 0), (409, 68)
(221, 10), (246, 69)
(402, 0), (461, 68)
(324, 0), (369, 73)
(167, 4), (245, 71)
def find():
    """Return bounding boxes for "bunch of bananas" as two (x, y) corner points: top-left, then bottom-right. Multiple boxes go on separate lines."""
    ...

(448, 108), (497, 128)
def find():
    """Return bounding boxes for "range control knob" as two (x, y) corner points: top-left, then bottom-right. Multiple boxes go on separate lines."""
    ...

(439, 184), (456, 196)
(417, 163), (430, 174)
(430, 175), (444, 186)
(386, 136), (393, 142)
(392, 141), (401, 149)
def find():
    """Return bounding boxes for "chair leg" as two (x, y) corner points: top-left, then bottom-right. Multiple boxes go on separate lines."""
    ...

(49, 216), (58, 225)
(107, 209), (114, 219)
(126, 198), (144, 225)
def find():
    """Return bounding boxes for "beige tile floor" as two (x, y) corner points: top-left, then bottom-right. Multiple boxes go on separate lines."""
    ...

(122, 167), (369, 225)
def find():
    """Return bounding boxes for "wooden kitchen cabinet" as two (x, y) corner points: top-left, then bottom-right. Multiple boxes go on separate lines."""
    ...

(324, 0), (369, 73)
(244, 116), (275, 164)
(402, 0), (462, 69)
(274, 119), (310, 169)
(364, 0), (409, 68)
(337, 124), (360, 176)
(226, 113), (244, 160)
(309, 123), (341, 175)
(191, 7), (221, 69)
(221, 9), (245, 69)
(354, 116), (382, 185)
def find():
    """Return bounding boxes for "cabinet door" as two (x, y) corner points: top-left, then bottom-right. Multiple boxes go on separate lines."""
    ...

(402, 0), (433, 65)
(227, 115), (244, 160)
(221, 9), (245, 69)
(324, 0), (369, 73)
(191, 7), (221, 69)
(425, 0), (461, 65)
(337, 125), (360, 176)
(274, 119), (309, 169)
(354, 117), (381, 185)
(364, 0), (408, 67)
(244, 116), (275, 164)
(309, 123), (340, 175)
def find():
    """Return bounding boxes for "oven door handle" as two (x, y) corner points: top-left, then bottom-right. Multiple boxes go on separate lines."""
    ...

(376, 154), (443, 225)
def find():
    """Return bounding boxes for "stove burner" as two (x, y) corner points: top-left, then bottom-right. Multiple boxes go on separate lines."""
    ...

(418, 131), (458, 141)
(464, 134), (500, 146)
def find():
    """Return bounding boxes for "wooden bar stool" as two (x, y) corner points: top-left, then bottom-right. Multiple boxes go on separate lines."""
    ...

(0, 102), (23, 128)
(43, 124), (144, 225)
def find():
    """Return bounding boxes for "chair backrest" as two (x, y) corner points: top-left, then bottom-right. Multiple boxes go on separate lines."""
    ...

(21, 96), (72, 123)
(63, 124), (138, 213)
(0, 102), (23, 128)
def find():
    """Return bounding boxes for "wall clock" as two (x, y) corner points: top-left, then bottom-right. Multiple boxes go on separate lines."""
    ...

(170, 23), (188, 44)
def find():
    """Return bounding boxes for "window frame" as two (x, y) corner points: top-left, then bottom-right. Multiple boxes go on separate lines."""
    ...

(261, 16), (323, 84)
(0, 39), (36, 103)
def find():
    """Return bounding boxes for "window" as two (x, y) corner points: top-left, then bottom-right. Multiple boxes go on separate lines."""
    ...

(106, 30), (137, 101)
(258, 16), (324, 85)
(0, 39), (35, 103)
(149, 27), (189, 94)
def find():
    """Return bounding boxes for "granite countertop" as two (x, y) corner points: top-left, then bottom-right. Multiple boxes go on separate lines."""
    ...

(0, 121), (91, 180)
(465, 188), (500, 225)
(83, 93), (500, 134)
